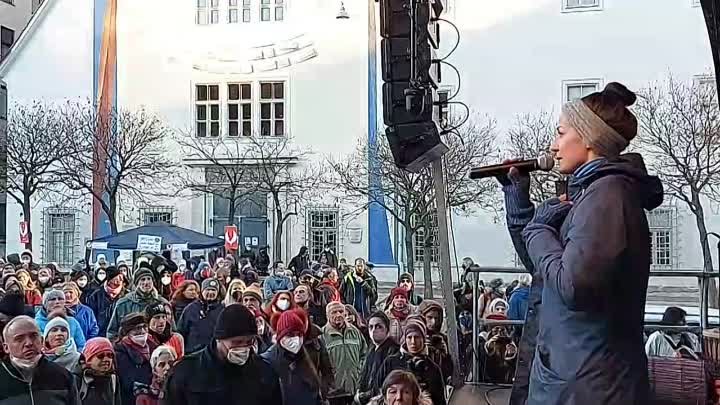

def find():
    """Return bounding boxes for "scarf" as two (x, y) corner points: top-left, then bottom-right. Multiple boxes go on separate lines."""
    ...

(150, 324), (172, 345)
(44, 338), (79, 370)
(105, 282), (122, 299)
(568, 157), (607, 201)
(390, 305), (411, 321)
(121, 336), (151, 361)
(562, 99), (629, 158)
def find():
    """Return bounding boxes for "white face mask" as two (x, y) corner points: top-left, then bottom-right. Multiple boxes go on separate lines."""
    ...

(130, 333), (148, 346)
(38, 276), (50, 284)
(11, 354), (41, 370)
(77, 278), (88, 288)
(277, 299), (290, 311)
(161, 276), (171, 286)
(97, 272), (107, 282)
(226, 347), (251, 365)
(280, 336), (303, 354)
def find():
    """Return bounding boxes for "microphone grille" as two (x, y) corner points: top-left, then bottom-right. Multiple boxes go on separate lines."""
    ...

(537, 153), (556, 171)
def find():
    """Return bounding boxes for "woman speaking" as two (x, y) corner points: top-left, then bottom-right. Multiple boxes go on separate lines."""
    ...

(502, 82), (663, 405)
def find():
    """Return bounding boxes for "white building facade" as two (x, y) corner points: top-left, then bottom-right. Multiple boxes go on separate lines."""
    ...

(0, 0), (717, 277)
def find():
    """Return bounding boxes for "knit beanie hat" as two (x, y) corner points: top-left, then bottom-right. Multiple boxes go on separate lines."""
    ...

(399, 272), (414, 283)
(214, 304), (257, 339)
(62, 281), (81, 298)
(145, 302), (167, 320)
(403, 316), (427, 340)
(119, 312), (147, 337)
(389, 287), (408, 302)
(104, 266), (122, 282)
(44, 316), (70, 339)
(418, 299), (444, 317)
(242, 285), (263, 302)
(42, 289), (65, 309)
(276, 309), (306, 341)
(83, 337), (114, 363)
(202, 278), (221, 293)
(134, 263), (155, 286)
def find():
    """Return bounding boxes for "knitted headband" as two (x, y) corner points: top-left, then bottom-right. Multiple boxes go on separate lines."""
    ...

(562, 99), (629, 158)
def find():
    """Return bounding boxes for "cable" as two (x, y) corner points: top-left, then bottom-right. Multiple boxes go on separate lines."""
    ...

(437, 60), (462, 101)
(439, 101), (470, 135)
(435, 18), (460, 62)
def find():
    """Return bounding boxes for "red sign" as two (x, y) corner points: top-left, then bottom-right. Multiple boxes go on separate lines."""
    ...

(224, 225), (239, 251)
(19, 221), (29, 244)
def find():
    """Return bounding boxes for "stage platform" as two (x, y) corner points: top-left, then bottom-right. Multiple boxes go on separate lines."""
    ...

(449, 384), (512, 405)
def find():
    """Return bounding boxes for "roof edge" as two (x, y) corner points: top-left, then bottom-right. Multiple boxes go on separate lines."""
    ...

(0, 0), (56, 77)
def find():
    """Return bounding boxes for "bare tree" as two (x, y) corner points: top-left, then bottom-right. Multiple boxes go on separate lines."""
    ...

(59, 101), (173, 234)
(635, 75), (720, 305)
(331, 117), (498, 295)
(3, 102), (71, 248)
(506, 110), (563, 202)
(175, 135), (257, 232)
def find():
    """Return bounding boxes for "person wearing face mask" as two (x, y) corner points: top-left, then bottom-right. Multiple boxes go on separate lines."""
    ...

(86, 266), (127, 337)
(356, 312), (400, 405)
(177, 278), (225, 353)
(296, 306), (335, 400)
(76, 337), (122, 405)
(223, 279), (247, 307)
(107, 264), (168, 340)
(14, 269), (42, 307)
(133, 345), (176, 405)
(265, 290), (297, 322)
(71, 270), (95, 305)
(164, 304), (283, 405)
(322, 301), (367, 405)
(157, 269), (174, 301)
(36, 266), (54, 294)
(145, 303), (184, 359)
(170, 280), (199, 323)
(0, 316), (81, 404)
(263, 261), (294, 302)
(35, 289), (87, 351)
(376, 317), (446, 405)
(114, 313), (153, 405)
(340, 258), (378, 319)
(64, 282), (100, 340)
(418, 300), (453, 385)
(385, 288), (413, 346)
(43, 315), (81, 371)
(261, 309), (324, 405)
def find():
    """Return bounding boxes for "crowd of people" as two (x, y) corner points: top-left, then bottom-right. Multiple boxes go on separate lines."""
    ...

(0, 246), (474, 405)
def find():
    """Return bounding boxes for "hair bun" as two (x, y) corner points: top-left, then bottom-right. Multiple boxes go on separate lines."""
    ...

(603, 82), (636, 107)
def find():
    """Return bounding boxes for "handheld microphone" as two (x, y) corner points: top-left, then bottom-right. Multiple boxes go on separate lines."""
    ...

(469, 153), (555, 179)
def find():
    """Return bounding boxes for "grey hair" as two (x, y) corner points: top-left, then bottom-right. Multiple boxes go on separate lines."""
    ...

(150, 345), (177, 368)
(2, 315), (39, 342)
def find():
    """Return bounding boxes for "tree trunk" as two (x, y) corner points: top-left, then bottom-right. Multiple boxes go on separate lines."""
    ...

(228, 193), (237, 227)
(22, 193), (32, 250)
(403, 222), (415, 276)
(422, 242), (434, 299)
(108, 194), (118, 235)
(274, 207), (283, 263)
(692, 193), (718, 308)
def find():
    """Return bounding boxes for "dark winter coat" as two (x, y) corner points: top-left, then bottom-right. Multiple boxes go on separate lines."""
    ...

(507, 286), (530, 321)
(75, 369), (122, 405)
(357, 338), (400, 404)
(85, 287), (122, 337)
(376, 348), (446, 405)
(114, 341), (152, 405)
(304, 323), (335, 398)
(163, 341), (283, 405)
(0, 356), (81, 405)
(68, 303), (100, 340)
(427, 332), (453, 385)
(256, 249), (271, 274)
(176, 300), (224, 354)
(288, 253), (310, 275)
(106, 290), (168, 340)
(170, 298), (195, 326)
(339, 272), (378, 319)
(522, 155), (662, 405)
(261, 344), (323, 405)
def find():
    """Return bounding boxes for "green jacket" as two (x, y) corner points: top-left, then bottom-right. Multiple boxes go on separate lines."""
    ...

(106, 289), (168, 340)
(0, 357), (80, 405)
(321, 323), (367, 397)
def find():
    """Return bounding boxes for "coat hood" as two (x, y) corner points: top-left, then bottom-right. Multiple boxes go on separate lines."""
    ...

(571, 153), (664, 210)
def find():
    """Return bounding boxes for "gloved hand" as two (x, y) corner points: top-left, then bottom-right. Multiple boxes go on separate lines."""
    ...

(496, 162), (533, 225)
(531, 197), (572, 230)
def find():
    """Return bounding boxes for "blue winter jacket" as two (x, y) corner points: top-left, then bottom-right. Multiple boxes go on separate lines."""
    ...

(35, 308), (87, 351)
(507, 286), (530, 321)
(177, 300), (224, 353)
(68, 303), (100, 339)
(85, 286), (122, 337)
(263, 275), (294, 301)
(522, 154), (663, 405)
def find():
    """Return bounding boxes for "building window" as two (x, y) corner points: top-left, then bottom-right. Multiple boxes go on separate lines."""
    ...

(261, 0), (284, 21)
(307, 209), (339, 262)
(196, 0), (219, 25)
(139, 207), (175, 225)
(1, 27), (14, 62)
(563, 79), (601, 103)
(412, 211), (439, 265)
(228, 83), (252, 137)
(229, 0), (239, 23)
(195, 84), (220, 137)
(44, 209), (77, 267)
(562, 0), (602, 12)
(648, 208), (675, 269)
(259, 82), (285, 136)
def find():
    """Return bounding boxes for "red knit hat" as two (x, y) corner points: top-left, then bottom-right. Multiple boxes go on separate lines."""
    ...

(389, 287), (408, 301)
(276, 309), (306, 341)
